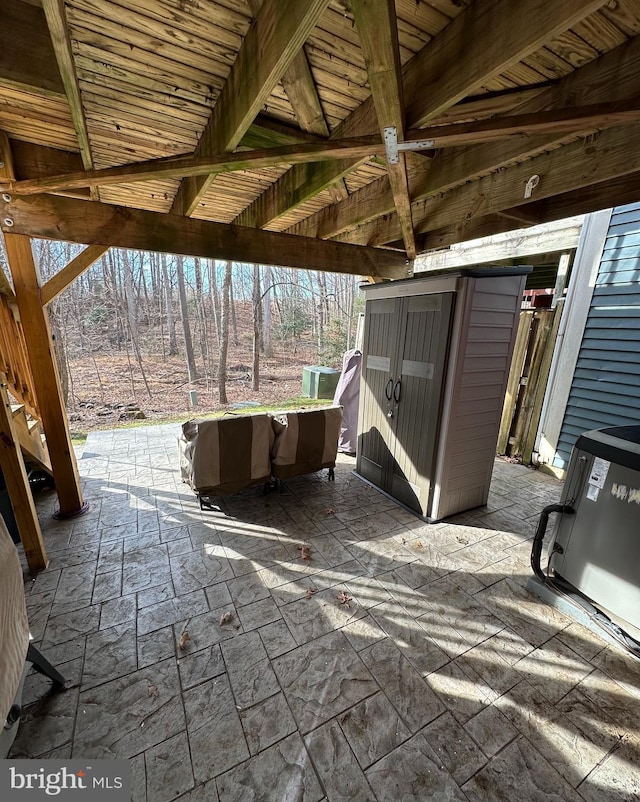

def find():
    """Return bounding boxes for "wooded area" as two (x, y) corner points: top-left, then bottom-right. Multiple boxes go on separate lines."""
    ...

(0, 239), (362, 429)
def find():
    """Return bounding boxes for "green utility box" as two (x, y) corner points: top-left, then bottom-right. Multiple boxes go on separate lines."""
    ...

(302, 366), (340, 399)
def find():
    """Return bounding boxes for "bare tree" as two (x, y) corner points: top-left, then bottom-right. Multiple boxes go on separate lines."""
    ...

(176, 255), (198, 382)
(161, 253), (178, 356)
(263, 265), (273, 358)
(230, 267), (239, 346)
(218, 261), (231, 405)
(252, 264), (262, 391)
(120, 249), (152, 399)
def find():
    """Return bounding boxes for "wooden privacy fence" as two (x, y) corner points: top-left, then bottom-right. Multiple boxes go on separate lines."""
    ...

(497, 303), (563, 464)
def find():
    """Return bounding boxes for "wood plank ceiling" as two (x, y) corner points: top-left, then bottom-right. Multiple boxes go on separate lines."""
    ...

(2, 0), (640, 276)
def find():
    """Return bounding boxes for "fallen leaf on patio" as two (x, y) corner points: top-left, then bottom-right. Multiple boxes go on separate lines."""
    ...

(305, 587), (316, 599)
(147, 683), (159, 698)
(178, 630), (191, 650)
(298, 545), (312, 560)
(415, 540), (423, 549)
(402, 538), (407, 545)
(337, 590), (352, 608)
(326, 508), (335, 515)
(219, 611), (234, 625)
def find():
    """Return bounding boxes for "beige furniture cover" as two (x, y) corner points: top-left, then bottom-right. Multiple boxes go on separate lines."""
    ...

(0, 514), (29, 725)
(179, 413), (274, 497)
(270, 406), (342, 479)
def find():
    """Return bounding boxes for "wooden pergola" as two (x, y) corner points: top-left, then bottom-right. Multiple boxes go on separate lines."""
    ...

(2, 0), (640, 570)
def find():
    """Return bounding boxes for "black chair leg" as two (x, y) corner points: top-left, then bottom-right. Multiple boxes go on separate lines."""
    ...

(328, 467), (335, 481)
(27, 643), (66, 689)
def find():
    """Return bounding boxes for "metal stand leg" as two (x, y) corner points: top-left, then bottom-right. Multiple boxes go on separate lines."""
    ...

(26, 643), (66, 689)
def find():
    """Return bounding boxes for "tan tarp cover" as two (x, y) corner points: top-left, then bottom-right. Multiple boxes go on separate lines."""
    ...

(0, 515), (29, 725)
(271, 406), (342, 479)
(179, 414), (274, 496)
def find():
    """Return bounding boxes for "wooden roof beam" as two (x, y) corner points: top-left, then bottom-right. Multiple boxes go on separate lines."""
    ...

(285, 99), (640, 241)
(403, 0), (610, 128)
(352, 0), (415, 260)
(418, 173), (640, 252)
(0, 193), (409, 281)
(41, 0), (95, 179)
(3, 137), (387, 195)
(0, 0), (65, 98)
(415, 33), (640, 210)
(413, 122), (640, 236)
(171, 0), (331, 218)
(280, 49), (349, 203)
(344, 122), (640, 248)
(237, 0), (606, 232)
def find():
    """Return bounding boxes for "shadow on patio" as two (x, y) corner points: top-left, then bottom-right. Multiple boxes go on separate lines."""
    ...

(11, 424), (640, 801)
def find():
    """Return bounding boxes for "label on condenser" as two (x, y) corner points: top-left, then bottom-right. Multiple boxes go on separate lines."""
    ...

(589, 457), (610, 489)
(586, 484), (600, 502)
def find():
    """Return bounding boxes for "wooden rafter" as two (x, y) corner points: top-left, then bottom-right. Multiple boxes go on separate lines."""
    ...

(41, 0), (94, 175)
(235, 0), (608, 233)
(3, 138), (386, 195)
(420, 172), (640, 251)
(352, 0), (415, 259)
(170, 0), (330, 218)
(245, 0), (347, 203)
(8, 101), (640, 198)
(41, 245), (109, 306)
(0, 193), (409, 280)
(284, 102), (640, 242)
(415, 33), (640, 209)
(280, 49), (349, 203)
(340, 122), (640, 248)
(402, 0), (610, 128)
(318, 31), (640, 250)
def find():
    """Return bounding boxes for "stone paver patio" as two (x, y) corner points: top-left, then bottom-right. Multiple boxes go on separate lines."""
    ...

(10, 423), (640, 801)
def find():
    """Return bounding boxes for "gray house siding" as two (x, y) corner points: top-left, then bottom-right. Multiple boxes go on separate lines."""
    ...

(554, 203), (640, 469)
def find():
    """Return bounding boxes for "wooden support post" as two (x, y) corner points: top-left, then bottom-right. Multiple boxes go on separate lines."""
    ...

(0, 380), (47, 571)
(497, 310), (532, 455)
(522, 303), (564, 465)
(0, 133), (86, 517)
(552, 253), (571, 308)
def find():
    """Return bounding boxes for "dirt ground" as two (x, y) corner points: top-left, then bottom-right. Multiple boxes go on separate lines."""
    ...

(64, 337), (326, 433)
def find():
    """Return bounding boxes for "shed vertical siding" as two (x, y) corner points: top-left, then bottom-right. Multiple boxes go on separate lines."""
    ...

(554, 203), (640, 469)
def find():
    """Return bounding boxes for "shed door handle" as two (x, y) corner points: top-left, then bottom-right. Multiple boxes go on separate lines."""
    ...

(384, 378), (393, 400)
(393, 379), (402, 403)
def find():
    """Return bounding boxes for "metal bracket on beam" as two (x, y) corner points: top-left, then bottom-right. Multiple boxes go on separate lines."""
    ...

(383, 126), (435, 164)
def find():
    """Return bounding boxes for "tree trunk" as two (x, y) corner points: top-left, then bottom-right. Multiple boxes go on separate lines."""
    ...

(230, 269), (239, 346)
(263, 266), (273, 358)
(161, 253), (178, 356)
(208, 259), (221, 347)
(121, 250), (152, 399)
(252, 265), (262, 392)
(193, 257), (209, 369)
(176, 255), (198, 381)
(218, 261), (231, 405)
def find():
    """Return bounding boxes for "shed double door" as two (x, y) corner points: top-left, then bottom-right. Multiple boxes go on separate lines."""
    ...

(357, 292), (453, 514)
